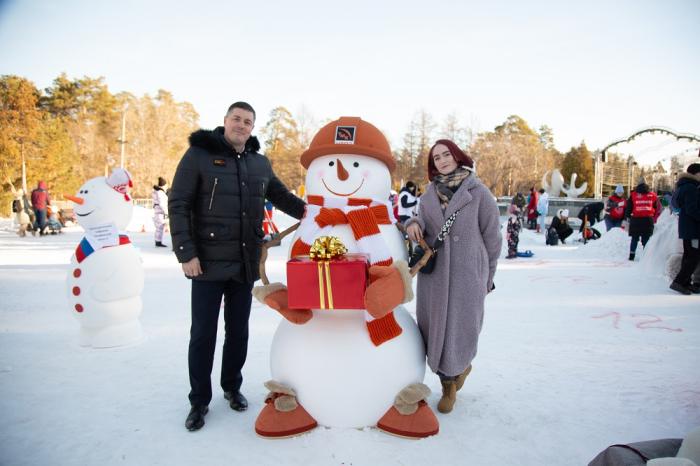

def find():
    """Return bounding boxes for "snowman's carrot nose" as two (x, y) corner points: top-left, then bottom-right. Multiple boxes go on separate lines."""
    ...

(336, 158), (349, 181)
(64, 194), (84, 205)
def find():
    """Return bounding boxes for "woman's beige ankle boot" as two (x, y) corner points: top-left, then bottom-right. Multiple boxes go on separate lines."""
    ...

(456, 365), (472, 392)
(437, 380), (457, 413)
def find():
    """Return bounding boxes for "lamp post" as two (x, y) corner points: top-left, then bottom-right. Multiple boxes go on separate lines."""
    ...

(118, 103), (129, 169)
(594, 150), (604, 198)
(627, 159), (638, 194)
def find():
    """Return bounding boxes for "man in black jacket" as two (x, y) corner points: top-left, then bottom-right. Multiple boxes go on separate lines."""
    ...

(169, 101), (305, 431)
(670, 163), (700, 295)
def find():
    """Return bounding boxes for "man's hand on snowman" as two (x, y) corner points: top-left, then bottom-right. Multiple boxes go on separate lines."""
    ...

(364, 261), (414, 319)
(252, 283), (312, 325)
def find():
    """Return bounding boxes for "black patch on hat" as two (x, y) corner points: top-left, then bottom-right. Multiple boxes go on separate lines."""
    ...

(334, 126), (356, 144)
(213, 159), (227, 166)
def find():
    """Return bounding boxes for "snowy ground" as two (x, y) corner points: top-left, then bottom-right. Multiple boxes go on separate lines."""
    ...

(0, 210), (698, 466)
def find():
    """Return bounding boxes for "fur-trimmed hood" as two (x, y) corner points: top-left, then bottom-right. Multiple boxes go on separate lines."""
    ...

(677, 172), (700, 185)
(188, 126), (261, 154)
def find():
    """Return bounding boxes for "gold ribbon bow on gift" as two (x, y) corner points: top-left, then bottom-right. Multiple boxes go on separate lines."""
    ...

(309, 236), (347, 309)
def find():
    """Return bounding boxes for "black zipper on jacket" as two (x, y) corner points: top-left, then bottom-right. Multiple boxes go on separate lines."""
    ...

(208, 177), (218, 211)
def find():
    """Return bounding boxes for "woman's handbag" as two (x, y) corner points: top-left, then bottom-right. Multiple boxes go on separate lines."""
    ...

(408, 209), (461, 274)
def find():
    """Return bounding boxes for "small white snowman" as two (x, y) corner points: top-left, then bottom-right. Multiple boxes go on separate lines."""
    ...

(65, 168), (144, 348)
(253, 117), (438, 439)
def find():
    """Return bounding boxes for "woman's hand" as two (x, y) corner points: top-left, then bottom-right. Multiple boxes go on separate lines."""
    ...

(406, 223), (423, 242)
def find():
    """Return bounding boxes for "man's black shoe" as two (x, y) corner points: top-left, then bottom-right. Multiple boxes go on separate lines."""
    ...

(224, 391), (248, 412)
(670, 282), (691, 295)
(155, 241), (167, 248)
(687, 283), (700, 294)
(185, 405), (208, 431)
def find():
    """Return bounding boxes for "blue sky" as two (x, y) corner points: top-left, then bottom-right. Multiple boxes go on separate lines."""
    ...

(1, 0), (698, 165)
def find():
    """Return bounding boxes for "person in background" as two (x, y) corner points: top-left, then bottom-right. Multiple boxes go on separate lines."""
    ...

(604, 185), (627, 230)
(262, 199), (279, 240)
(31, 180), (51, 236)
(624, 179), (659, 261)
(169, 101), (305, 432)
(45, 205), (63, 234)
(397, 181), (418, 224)
(577, 201), (604, 240)
(10, 186), (33, 237)
(511, 192), (526, 223)
(152, 177), (169, 247)
(388, 189), (399, 221)
(406, 139), (501, 415)
(547, 209), (573, 245)
(526, 187), (539, 230)
(505, 204), (522, 258)
(536, 188), (549, 234)
(669, 163), (700, 294)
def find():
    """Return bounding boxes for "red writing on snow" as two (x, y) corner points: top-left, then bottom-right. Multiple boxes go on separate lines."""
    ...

(591, 312), (683, 332)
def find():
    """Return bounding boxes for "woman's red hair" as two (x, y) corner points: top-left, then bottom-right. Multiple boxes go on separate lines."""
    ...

(427, 139), (474, 181)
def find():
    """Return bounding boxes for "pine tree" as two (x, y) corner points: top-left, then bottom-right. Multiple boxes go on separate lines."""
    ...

(261, 107), (304, 192)
(42, 74), (119, 182)
(470, 115), (559, 196)
(561, 142), (595, 197)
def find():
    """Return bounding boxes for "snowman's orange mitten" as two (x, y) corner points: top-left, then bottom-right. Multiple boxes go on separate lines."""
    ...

(252, 283), (312, 325)
(364, 260), (413, 319)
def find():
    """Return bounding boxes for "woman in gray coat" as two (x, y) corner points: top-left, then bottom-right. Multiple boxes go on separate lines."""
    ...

(406, 139), (502, 414)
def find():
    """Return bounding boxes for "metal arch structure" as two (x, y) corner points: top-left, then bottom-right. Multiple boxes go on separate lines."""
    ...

(600, 126), (700, 159)
(592, 127), (700, 198)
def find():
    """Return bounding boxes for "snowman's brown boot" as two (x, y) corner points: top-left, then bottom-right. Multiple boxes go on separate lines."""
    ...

(437, 380), (457, 414)
(254, 380), (317, 439)
(377, 383), (439, 438)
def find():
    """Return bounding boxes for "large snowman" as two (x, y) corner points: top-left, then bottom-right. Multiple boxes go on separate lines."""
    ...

(253, 117), (438, 439)
(64, 168), (144, 348)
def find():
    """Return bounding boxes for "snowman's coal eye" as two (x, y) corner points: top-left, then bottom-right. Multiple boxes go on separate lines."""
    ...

(329, 161), (334, 166)
(84, 190), (88, 194)
(353, 162), (359, 167)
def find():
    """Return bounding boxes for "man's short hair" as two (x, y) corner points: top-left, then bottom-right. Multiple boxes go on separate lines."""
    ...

(687, 163), (700, 175)
(227, 101), (256, 121)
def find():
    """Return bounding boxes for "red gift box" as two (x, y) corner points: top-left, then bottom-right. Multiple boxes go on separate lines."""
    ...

(287, 253), (369, 310)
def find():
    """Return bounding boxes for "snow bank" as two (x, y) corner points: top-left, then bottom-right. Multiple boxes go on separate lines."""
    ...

(575, 226), (630, 261)
(641, 210), (683, 279)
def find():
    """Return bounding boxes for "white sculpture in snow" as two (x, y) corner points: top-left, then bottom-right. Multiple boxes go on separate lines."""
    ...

(562, 173), (588, 198)
(542, 169), (588, 198)
(65, 168), (144, 348)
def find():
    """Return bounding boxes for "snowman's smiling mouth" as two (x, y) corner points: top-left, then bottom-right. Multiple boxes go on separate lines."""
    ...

(76, 210), (96, 217)
(321, 178), (364, 197)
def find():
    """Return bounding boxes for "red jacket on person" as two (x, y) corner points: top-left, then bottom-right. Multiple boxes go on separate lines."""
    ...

(31, 181), (51, 210)
(526, 190), (539, 221)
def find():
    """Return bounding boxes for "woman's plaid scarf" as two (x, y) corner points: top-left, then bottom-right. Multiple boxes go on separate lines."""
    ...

(434, 166), (471, 210)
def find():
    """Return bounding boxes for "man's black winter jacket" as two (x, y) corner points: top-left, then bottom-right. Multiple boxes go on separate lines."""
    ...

(674, 173), (700, 240)
(169, 127), (305, 282)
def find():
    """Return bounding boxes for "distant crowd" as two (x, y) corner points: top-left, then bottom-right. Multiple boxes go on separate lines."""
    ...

(503, 163), (700, 296)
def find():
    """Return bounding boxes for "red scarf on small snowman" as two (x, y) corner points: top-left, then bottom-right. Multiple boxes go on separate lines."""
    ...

(291, 195), (402, 346)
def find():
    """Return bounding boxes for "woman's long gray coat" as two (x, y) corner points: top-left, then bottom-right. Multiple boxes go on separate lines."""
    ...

(406, 175), (502, 376)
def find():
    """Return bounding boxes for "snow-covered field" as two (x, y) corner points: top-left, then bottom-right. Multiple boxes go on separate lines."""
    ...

(0, 210), (698, 466)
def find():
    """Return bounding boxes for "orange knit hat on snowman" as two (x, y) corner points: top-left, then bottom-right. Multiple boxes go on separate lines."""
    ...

(300, 117), (395, 172)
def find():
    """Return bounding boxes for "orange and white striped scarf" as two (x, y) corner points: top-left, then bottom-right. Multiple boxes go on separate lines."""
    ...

(291, 195), (402, 346)
(291, 195), (395, 267)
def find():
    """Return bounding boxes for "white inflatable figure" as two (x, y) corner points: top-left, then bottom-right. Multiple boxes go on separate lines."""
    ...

(561, 172), (588, 198)
(542, 169), (565, 196)
(253, 117), (438, 439)
(65, 168), (144, 348)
